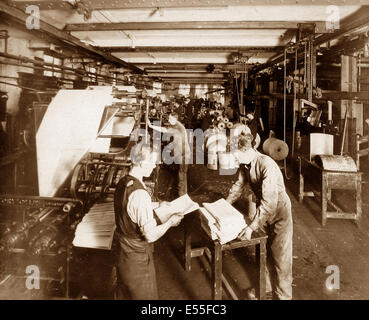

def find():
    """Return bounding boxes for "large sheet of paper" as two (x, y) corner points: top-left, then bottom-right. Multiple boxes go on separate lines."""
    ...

(36, 88), (113, 196)
(154, 194), (199, 223)
(310, 133), (334, 161)
(202, 198), (245, 226)
(200, 199), (247, 244)
(73, 202), (116, 250)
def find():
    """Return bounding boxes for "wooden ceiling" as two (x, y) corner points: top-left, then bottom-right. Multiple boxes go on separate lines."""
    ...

(2, 0), (369, 83)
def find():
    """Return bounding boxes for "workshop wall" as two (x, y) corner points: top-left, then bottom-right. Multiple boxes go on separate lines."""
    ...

(0, 24), (45, 115)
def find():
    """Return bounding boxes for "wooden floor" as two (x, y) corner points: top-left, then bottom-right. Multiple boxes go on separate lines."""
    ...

(1, 162), (368, 300)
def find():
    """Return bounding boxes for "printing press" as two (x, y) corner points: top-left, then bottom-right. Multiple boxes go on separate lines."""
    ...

(0, 86), (159, 298)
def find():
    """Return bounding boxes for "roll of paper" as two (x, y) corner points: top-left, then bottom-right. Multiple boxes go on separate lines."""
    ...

(262, 137), (289, 161)
(217, 122), (226, 130)
(232, 123), (251, 136)
(226, 122), (233, 129)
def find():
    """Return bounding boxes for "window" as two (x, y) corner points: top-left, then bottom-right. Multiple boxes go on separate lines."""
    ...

(43, 54), (62, 78)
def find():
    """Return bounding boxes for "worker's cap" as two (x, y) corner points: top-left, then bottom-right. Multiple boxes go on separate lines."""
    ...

(238, 133), (254, 150)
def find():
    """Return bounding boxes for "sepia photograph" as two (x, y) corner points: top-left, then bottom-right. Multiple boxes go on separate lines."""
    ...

(0, 0), (368, 307)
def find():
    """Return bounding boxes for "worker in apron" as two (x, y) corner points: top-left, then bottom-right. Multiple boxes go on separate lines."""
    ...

(113, 145), (183, 299)
(148, 112), (191, 196)
(226, 133), (293, 300)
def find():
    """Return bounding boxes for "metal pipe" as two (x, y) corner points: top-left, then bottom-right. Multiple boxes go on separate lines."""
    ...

(0, 80), (41, 91)
(0, 60), (136, 86)
(0, 52), (151, 87)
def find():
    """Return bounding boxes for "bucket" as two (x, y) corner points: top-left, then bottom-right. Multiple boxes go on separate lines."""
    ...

(218, 152), (237, 169)
(207, 152), (218, 170)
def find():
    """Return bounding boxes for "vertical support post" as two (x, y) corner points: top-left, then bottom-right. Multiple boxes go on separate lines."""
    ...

(298, 157), (304, 203)
(240, 72), (244, 115)
(311, 42), (317, 96)
(299, 174), (304, 203)
(13, 160), (17, 194)
(341, 55), (363, 156)
(356, 135), (360, 170)
(145, 97), (150, 144)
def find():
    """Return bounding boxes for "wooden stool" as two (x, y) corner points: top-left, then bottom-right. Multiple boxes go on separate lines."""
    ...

(184, 212), (268, 300)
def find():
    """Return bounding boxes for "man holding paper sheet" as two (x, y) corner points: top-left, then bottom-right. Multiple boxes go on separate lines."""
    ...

(113, 144), (184, 300)
(226, 133), (293, 300)
(148, 112), (191, 196)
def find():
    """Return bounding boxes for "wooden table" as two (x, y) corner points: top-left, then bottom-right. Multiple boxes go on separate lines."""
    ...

(299, 156), (362, 226)
(183, 212), (268, 300)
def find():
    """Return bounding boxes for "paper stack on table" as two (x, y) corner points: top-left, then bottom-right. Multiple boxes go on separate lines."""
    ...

(200, 198), (247, 244)
(154, 194), (199, 223)
(73, 202), (116, 250)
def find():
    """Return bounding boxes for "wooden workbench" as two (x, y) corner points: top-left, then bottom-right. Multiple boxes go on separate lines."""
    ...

(183, 212), (268, 300)
(298, 156), (362, 226)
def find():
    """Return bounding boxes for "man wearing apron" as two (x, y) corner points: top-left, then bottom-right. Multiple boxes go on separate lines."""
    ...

(114, 145), (183, 299)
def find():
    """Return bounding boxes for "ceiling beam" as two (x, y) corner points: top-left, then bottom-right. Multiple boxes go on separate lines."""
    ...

(319, 35), (369, 59)
(314, 6), (369, 47)
(148, 72), (225, 79)
(163, 79), (226, 84)
(102, 46), (282, 53)
(0, 2), (145, 74)
(9, 0), (369, 10)
(64, 21), (329, 32)
(251, 6), (369, 74)
(142, 63), (252, 72)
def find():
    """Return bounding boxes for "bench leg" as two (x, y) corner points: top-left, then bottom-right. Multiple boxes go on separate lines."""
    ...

(322, 173), (328, 227)
(211, 242), (222, 300)
(255, 239), (267, 300)
(184, 220), (192, 272)
(356, 176), (362, 227)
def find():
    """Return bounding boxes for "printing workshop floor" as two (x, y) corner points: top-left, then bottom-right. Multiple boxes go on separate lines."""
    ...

(75, 161), (369, 301)
(1, 162), (368, 300)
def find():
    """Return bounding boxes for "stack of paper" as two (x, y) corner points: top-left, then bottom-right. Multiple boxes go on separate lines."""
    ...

(73, 202), (116, 250)
(200, 199), (247, 244)
(154, 194), (199, 223)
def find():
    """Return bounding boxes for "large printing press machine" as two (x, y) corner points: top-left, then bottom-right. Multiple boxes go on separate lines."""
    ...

(0, 86), (163, 298)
